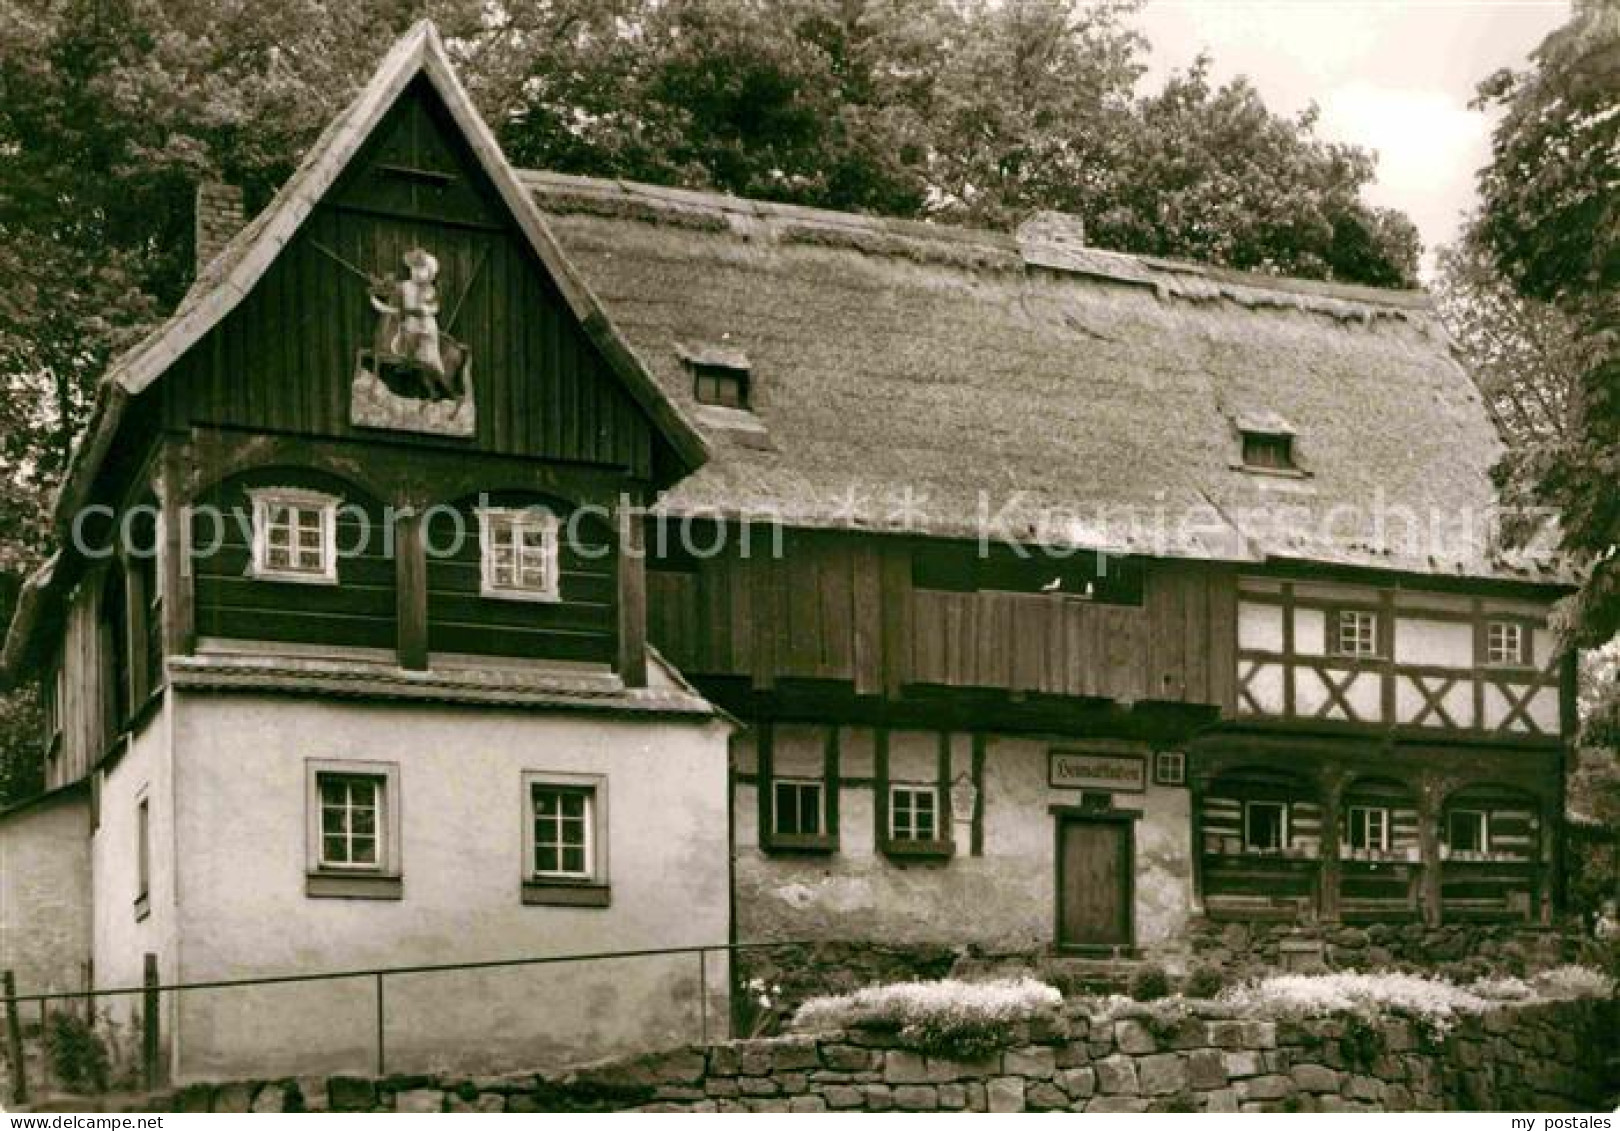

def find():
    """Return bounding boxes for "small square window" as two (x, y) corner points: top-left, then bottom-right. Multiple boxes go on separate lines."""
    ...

(1485, 621), (1526, 666)
(532, 784), (596, 879)
(1334, 609), (1379, 657)
(318, 774), (385, 870)
(1153, 751), (1186, 786)
(1447, 809), (1488, 854)
(692, 363), (749, 409)
(249, 488), (338, 583)
(1241, 432), (1295, 470)
(1347, 806), (1389, 852)
(480, 507), (560, 602)
(772, 779), (825, 838)
(888, 784), (939, 842)
(1244, 800), (1288, 852)
(305, 760), (401, 898)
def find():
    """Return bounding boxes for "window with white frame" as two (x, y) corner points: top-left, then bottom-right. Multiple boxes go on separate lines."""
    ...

(530, 781), (598, 879)
(318, 774), (385, 870)
(1347, 806), (1390, 852)
(304, 760), (401, 897)
(1334, 609), (1378, 657)
(249, 488), (338, 583)
(771, 778), (825, 838)
(479, 507), (560, 601)
(889, 783), (939, 842)
(1154, 750), (1186, 786)
(1447, 809), (1488, 855)
(1485, 621), (1526, 666)
(1243, 800), (1288, 852)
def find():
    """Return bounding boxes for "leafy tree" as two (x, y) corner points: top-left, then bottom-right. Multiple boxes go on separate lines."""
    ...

(1468, 0), (1618, 918)
(1433, 222), (1583, 449)
(1088, 58), (1419, 285)
(1472, 0), (1618, 731)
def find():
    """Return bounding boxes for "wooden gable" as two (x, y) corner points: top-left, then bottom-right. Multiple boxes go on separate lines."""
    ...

(160, 77), (662, 478)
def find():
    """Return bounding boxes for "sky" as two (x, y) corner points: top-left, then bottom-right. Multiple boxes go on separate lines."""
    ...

(1131, 0), (1570, 272)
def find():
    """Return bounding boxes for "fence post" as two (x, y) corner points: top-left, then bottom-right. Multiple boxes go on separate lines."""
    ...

(142, 954), (160, 1091)
(37, 1000), (49, 1093)
(374, 973), (386, 1077)
(698, 950), (708, 1046)
(4, 970), (26, 1105)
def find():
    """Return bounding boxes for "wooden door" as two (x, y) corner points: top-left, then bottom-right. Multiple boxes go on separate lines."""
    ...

(1057, 818), (1132, 948)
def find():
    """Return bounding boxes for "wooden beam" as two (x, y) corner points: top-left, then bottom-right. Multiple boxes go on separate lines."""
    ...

(395, 510), (428, 670)
(1318, 767), (1343, 923)
(1417, 773), (1443, 927)
(617, 502), (648, 687)
(159, 444), (195, 658)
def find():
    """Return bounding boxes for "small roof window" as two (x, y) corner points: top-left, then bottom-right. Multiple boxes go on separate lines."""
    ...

(678, 342), (751, 411)
(1234, 411), (1299, 473)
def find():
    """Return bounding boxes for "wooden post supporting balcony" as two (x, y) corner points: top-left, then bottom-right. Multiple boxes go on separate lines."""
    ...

(395, 509), (428, 670)
(618, 502), (647, 688)
(1318, 767), (1344, 923)
(1417, 772), (1443, 927)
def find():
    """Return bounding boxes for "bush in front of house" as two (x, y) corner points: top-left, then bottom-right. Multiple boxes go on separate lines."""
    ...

(1218, 965), (1614, 1038)
(1183, 965), (1225, 999)
(44, 1010), (110, 1094)
(792, 977), (1061, 1059)
(1128, 964), (1172, 1002)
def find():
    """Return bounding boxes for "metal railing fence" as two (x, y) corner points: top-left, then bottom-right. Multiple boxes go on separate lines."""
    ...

(2, 938), (807, 1104)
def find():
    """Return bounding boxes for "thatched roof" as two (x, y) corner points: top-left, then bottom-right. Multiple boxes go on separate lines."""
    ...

(526, 172), (1564, 583)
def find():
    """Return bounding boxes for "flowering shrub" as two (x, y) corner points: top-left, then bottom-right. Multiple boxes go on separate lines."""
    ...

(1218, 966), (1613, 1038)
(1470, 975), (1534, 1001)
(1531, 964), (1615, 1000)
(1219, 971), (1491, 1035)
(792, 978), (1061, 1058)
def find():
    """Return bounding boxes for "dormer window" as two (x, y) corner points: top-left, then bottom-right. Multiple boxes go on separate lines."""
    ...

(249, 488), (339, 584)
(679, 342), (752, 411)
(1242, 432), (1294, 470)
(1235, 412), (1299, 473)
(693, 362), (749, 409)
(479, 507), (560, 602)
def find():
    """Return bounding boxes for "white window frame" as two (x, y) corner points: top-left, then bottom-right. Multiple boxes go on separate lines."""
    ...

(305, 760), (401, 879)
(248, 487), (339, 584)
(478, 507), (561, 603)
(1347, 805), (1390, 852)
(1243, 799), (1289, 852)
(1335, 609), (1378, 657)
(525, 772), (607, 883)
(888, 783), (940, 842)
(771, 777), (826, 839)
(1447, 808), (1489, 856)
(1485, 621), (1526, 667)
(1154, 750), (1186, 786)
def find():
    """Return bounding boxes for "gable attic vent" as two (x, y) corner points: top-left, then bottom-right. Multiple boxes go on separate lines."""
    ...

(195, 181), (246, 274)
(1234, 412), (1299, 473)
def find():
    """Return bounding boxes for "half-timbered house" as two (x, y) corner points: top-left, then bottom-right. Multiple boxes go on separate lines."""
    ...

(0, 21), (1576, 1083)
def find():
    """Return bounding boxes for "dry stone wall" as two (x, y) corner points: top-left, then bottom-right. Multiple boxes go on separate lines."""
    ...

(133, 997), (1616, 1113)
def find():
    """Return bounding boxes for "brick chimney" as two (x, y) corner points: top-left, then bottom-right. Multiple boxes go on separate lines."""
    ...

(194, 181), (245, 273)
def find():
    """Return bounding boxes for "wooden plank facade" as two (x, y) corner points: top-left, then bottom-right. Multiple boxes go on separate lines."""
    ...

(646, 529), (1238, 710)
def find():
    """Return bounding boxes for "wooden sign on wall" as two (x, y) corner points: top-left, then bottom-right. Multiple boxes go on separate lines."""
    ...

(1049, 749), (1146, 792)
